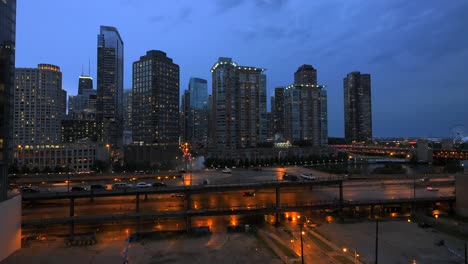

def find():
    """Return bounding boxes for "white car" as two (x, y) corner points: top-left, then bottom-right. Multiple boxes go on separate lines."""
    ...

(113, 182), (132, 189)
(136, 182), (151, 188)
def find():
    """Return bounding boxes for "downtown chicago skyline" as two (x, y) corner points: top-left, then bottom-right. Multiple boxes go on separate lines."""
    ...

(15, 0), (468, 138)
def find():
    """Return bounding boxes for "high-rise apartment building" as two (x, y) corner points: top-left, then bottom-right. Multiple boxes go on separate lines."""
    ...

(211, 57), (267, 149)
(0, 0), (16, 201)
(96, 26), (124, 148)
(283, 65), (328, 147)
(294, 64), (317, 86)
(344, 71), (372, 142)
(14, 64), (66, 145)
(132, 50), (179, 145)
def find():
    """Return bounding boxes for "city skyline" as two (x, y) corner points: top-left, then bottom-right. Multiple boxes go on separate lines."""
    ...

(15, 0), (468, 137)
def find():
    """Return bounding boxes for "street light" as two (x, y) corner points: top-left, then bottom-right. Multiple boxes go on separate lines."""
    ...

(297, 215), (309, 264)
(343, 247), (359, 264)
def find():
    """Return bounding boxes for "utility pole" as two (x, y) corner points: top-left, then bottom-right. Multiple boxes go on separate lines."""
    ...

(375, 219), (379, 264)
(300, 224), (304, 264)
(465, 242), (467, 264)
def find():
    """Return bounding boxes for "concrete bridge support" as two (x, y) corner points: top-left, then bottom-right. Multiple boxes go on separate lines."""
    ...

(186, 192), (192, 232)
(136, 194), (140, 237)
(339, 182), (344, 222)
(69, 198), (75, 239)
(275, 187), (280, 226)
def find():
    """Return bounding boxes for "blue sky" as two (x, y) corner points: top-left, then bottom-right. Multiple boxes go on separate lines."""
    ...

(15, 0), (468, 138)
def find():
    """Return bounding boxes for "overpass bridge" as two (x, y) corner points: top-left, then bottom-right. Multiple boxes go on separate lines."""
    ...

(21, 176), (345, 201)
(22, 194), (455, 233)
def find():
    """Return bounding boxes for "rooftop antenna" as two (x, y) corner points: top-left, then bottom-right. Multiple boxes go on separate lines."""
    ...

(88, 59), (91, 76)
(81, 64), (84, 76)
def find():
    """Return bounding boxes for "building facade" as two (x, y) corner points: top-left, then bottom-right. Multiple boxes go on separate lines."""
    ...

(61, 119), (98, 143)
(132, 50), (179, 145)
(0, 0), (16, 201)
(344, 71), (372, 142)
(272, 87), (285, 140)
(210, 57), (267, 150)
(13, 141), (105, 172)
(96, 26), (124, 148)
(122, 89), (132, 145)
(180, 89), (190, 142)
(14, 64), (66, 146)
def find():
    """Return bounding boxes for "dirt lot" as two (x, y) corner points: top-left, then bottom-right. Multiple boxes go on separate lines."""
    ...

(316, 220), (467, 264)
(2, 232), (282, 264)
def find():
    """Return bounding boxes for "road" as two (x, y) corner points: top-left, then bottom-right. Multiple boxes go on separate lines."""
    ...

(20, 166), (455, 239)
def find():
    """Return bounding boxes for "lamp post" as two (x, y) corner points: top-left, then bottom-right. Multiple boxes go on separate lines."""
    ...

(297, 215), (309, 264)
(343, 247), (359, 264)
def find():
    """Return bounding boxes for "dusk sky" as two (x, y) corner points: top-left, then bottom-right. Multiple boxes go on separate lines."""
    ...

(15, 0), (468, 138)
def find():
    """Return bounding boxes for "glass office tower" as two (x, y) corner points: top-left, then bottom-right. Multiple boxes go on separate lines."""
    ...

(96, 26), (124, 149)
(0, 0), (16, 201)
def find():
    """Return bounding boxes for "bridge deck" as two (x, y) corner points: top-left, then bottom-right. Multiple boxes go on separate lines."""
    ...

(22, 196), (455, 227)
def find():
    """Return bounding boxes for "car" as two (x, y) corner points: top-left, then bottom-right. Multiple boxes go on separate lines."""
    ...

(136, 182), (151, 188)
(21, 186), (40, 193)
(178, 169), (187, 173)
(426, 187), (439, 191)
(300, 173), (317, 181)
(113, 182), (132, 189)
(71, 186), (87, 192)
(283, 173), (298, 181)
(420, 177), (430, 182)
(222, 168), (232, 173)
(90, 184), (106, 190)
(243, 192), (255, 197)
(152, 182), (167, 187)
(171, 193), (184, 198)
(418, 222), (433, 228)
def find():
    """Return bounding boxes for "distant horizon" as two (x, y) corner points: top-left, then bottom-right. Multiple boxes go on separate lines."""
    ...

(15, 0), (468, 138)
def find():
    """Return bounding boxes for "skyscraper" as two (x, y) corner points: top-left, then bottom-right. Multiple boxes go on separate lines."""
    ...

(283, 65), (328, 147)
(14, 64), (66, 145)
(96, 26), (124, 148)
(344, 71), (372, 142)
(211, 57), (267, 149)
(132, 50), (179, 145)
(122, 89), (132, 145)
(68, 75), (96, 118)
(180, 89), (190, 143)
(0, 0), (16, 201)
(78, 75), (93, 95)
(273, 87), (285, 139)
(294, 64), (317, 86)
(188, 77), (208, 147)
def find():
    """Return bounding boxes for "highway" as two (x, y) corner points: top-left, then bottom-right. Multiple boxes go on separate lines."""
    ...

(19, 166), (455, 238)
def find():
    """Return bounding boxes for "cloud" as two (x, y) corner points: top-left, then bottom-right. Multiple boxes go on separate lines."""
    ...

(179, 7), (192, 21)
(215, 0), (245, 12)
(255, 0), (289, 10)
